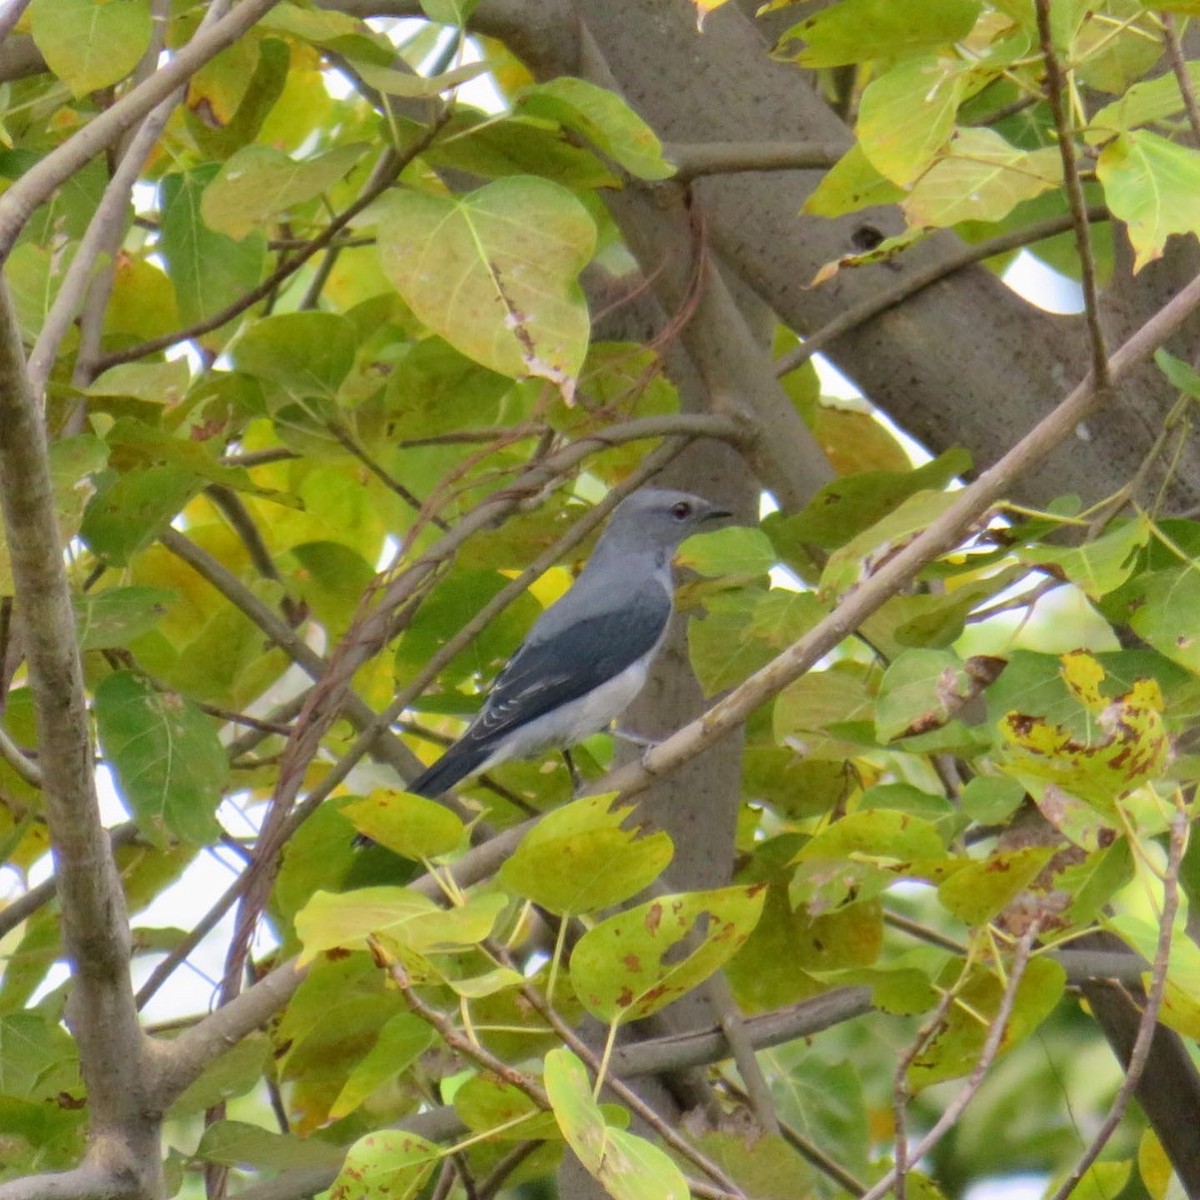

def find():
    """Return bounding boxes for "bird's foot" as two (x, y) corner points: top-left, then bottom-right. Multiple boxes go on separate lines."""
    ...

(562, 748), (585, 795)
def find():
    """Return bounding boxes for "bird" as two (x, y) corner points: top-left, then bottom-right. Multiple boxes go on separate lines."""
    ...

(402, 488), (732, 799)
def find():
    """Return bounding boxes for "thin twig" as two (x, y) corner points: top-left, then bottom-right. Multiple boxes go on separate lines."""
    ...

(0, 721), (40, 786)
(890, 984), (959, 1200)
(371, 937), (551, 1108)
(702, 971), (780, 1135)
(1045, 809), (1188, 1200)
(325, 420), (443, 524)
(502, 958), (750, 1199)
(0, 823), (140, 941)
(860, 921), (1043, 1200)
(1160, 13), (1200, 147)
(1035, 0), (1109, 389)
(95, 113), (451, 370)
(773, 207), (1109, 377)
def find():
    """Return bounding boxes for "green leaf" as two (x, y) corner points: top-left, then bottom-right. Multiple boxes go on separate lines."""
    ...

(1129, 566), (1200, 672)
(87, 361), (191, 406)
(455, 1074), (561, 1140)
(1097, 131), (1200, 272)
(728, 888), (883, 1010)
(0, 435), (107, 591)
(341, 790), (466, 861)
(803, 143), (906, 217)
(94, 671), (227, 847)
(1155, 347), (1200, 398)
(937, 846), (1056, 924)
(170, 1033), (271, 1116)
(349, 60), (488, 99)
(857, 55), (969, 185)
(1017, 514), (1151, 599)
(1048, 1162), (1132, 1200)
(773, 666), (874, 752)
(961, 775), (1026, 824)
(819, 489), (961, 602)
(767, 449), (969, 552)
(185, 37), (290, 160)
(231, 311), (359, 405)
(1057, 839), (1133, 927)
(789, 809), (948, 913)
(294, 887), (505, 965)
(159, 167), (267, 345)
(201, 143), (370, 241)
(376, 178), (596, 392)
(81, 466), (205, 566)
(675, 525), (776, 577)
(328, 1013), (435, 1121)
(875, 648), (976, 742)
(777, 0), (982, 67)
(425, 112), (617, 189)
(689, 588), (824, 696)
(194, 1120), (344, 1170)
(544, 1048), (690, 1200)
(0, 1013), (82, 1101)
(908, 957), (1065, 1089)
(570, 885), (765, 1022)
(30, 0), (152, 97)
(1090, 62), (1200, 140)
(516, 78), (673, 180)
(74, 586), (178, 650)
(687, 1130), (814, 1200)
(903, 130), (1061, 227)
(499, 793), (673, 916)
(329, 1130), (441, 1200)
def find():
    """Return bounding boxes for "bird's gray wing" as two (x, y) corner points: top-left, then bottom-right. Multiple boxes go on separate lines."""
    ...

(465, 576), (672, 745)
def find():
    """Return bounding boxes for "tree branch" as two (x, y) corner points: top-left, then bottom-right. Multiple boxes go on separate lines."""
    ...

(0, 279), (155, 1191)
(664, 140), (841, 182)
(147, 960), (306, 1111)
(0, 1163), (125, 1200)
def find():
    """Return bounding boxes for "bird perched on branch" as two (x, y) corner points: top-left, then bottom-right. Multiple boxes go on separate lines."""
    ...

(403, 488), (731, 799)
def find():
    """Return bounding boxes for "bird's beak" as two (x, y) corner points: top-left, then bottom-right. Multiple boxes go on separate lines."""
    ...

(704, 506), (734, 523)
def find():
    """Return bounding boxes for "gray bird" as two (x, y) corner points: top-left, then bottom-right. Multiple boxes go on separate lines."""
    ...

(406, 488), (731, 797)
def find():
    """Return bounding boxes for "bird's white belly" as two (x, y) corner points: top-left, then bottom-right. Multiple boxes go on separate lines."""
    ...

(477, 658), (651, 772)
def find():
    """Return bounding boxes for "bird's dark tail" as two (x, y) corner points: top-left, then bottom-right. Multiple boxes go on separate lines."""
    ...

(406, 738), (490, 798)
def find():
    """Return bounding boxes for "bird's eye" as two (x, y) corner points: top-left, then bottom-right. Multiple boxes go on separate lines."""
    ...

(671, 501), (693, 520)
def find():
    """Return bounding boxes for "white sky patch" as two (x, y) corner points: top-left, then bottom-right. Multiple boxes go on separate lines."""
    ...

(964, 1176), (1047, 1200)
(1003, 249), (1084, 315)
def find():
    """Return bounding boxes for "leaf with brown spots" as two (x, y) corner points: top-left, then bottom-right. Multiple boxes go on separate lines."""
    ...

(1000, 672), (1170, 813)
(569, 885), (766, 1023)
(329, 1129), (441, 1200)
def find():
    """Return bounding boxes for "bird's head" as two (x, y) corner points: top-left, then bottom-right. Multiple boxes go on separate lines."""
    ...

(597, 488), (734, 560)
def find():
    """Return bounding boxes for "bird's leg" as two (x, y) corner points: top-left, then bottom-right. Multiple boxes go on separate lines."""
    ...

(562, 748), (585, 794)
(610, 725), (661, 749)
